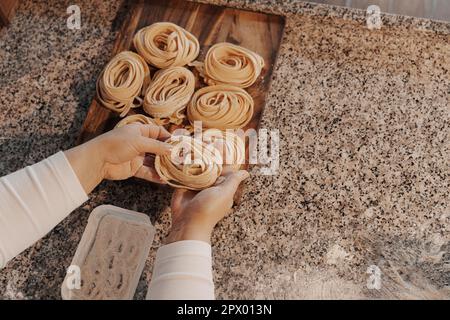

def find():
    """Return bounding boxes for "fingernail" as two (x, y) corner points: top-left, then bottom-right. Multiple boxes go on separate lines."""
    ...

(215, 176), (226, 185)
(163, 144), (173, 155)
(157, 178), (167, 184)
(239, 170), (250, 179)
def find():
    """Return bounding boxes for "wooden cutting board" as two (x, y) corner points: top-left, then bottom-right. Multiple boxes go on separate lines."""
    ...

(77, 0), (285, 197)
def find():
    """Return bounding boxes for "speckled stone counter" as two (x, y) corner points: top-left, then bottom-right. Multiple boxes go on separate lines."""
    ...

(0, 0), (449, 299)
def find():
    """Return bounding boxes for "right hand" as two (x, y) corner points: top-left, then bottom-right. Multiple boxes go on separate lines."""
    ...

(65, 123), (172, 194)
(166, 170), (250, 244)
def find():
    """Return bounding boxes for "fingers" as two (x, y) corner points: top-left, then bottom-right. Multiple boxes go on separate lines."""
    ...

(217, 170), (250, 196)
(134, 163), (167, 184)
(135, 124), (172, 155)
(221, 165), (238, 176)
(137, 136), (172, 155)
(214, 176), (226, 186)
(139, 123), (171, 141)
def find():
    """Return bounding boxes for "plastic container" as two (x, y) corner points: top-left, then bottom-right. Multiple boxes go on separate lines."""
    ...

(61, 205), (155, 300)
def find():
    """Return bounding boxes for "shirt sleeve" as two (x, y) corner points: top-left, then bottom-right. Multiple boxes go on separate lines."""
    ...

(0, 151), (88, 269)
(146, 240), (215, 300)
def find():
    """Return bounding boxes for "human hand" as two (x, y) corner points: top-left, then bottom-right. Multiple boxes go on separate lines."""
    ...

(166, 170), (250, 244)
(65, 123), (172, 194)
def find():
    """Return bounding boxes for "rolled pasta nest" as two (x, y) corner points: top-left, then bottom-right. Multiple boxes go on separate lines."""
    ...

(96, 51), (150, 117)
(203, 129), (245, 170)
(115, 114), (155, 128)
(187, 84), (254, 130)
(143, 66), (195, 125)
(198, 42), (265, 88)
(155, 135), (223, 190)
(133, 22), (200, 68)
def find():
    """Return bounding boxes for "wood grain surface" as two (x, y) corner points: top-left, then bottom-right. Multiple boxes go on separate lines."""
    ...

(0, 0), (19, 26)
(77, 0), (285, 198)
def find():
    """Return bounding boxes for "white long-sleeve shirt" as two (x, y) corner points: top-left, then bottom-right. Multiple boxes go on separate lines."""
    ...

(0, 151), (214, 300)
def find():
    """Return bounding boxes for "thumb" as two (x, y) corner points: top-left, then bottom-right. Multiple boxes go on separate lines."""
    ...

(219, 170), (250, 196)
(171, 188), (195, 215)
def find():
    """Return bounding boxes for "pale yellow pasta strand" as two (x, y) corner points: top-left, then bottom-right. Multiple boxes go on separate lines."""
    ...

(187, 84), (254, 130)
(133, 22), (199, 68)
(198, 42), (265, 88)
(143, 66), (195, 125)
(155, 135), (222, 190)
(115, 114), (155, 128)
(202, 129), (245, 170)
(96, 51), (150, 117)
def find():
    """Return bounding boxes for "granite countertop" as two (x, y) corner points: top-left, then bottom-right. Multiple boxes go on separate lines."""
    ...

(0, 0), (449, 299)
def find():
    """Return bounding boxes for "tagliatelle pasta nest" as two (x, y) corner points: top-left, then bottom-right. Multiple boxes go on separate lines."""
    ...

(143, 66), (195, 125)
(196, 42), (265, 88)
(155, 135), (223, 190)
(96, 51), (150, 117)
(187, 84), (254, 130)
(133, 22), (200, 68)
(96, 23), (266, 190)
(202, 129), (245, 170)
(115, 114), (155, 128)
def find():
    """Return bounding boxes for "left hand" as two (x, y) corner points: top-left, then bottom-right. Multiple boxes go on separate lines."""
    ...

(65, 123), (172, 194)
(166, 170), (250, 244)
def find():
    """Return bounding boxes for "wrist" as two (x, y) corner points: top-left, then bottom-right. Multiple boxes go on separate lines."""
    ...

(165, 222), (213, 245)
(64, 139), (105, 194)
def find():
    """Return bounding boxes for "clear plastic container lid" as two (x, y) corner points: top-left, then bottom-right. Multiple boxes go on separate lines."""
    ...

(61, 205), (155, 300)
